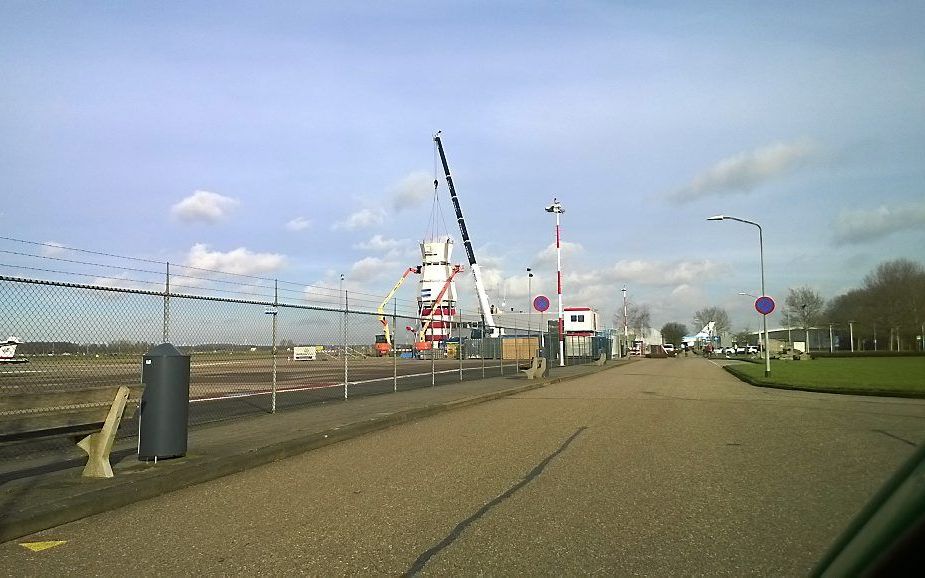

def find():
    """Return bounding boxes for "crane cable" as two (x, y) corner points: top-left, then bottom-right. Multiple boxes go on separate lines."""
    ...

(423, 140), (451, 243)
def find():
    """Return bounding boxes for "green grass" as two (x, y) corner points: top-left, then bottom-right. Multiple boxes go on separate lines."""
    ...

(727, 357), (925, 396)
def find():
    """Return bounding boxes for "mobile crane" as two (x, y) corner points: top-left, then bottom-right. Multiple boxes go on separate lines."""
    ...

(433, 131), (499, 337)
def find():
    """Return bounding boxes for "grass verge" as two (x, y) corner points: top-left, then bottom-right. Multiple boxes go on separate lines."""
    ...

(724, 357), (925, 398)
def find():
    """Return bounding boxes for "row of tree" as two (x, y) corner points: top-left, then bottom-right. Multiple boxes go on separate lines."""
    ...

(655, 259), (924, 351)
(796, 259), (925, 350)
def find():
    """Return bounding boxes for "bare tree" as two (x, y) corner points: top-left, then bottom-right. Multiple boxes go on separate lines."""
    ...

(692, 307), (730, 336)
(825, 259), (925, 350)
(861, 259), (925, 350)
(615, 303), (651, 338)
(629, 304), (651, 336)
(784, 286), (825, 351)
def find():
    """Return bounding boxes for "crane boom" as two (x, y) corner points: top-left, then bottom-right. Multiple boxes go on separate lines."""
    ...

(433, 131), (498, 336)
(377, 267), (418, 347)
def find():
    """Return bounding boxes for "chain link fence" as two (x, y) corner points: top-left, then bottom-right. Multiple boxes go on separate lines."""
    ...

(1, 238), (610, 464)
(1, 275), (606, 425)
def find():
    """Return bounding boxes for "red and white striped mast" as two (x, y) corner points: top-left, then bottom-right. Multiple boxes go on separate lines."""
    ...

(546, 198), (566, 366)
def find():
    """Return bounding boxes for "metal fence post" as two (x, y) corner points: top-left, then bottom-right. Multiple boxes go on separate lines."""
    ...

(343, 289), (348, 400)
(271, 279), (278, 414)
(163, 261), (170, 343)
(481, 336), (485, 378)
(393, 298), (398, 393)
(499, 334), (504, 376)
(516, 327), (521, 374)
(458, 308), (463, 381)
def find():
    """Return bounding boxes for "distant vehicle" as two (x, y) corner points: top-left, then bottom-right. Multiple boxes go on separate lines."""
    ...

(746, 345), (759, 354)
(662, 344), (675, 353)
(0, 336), (29, 364)
(735, 346), (747, 355)
(723, 346), (737, 355)
(630, 339), (645, 356)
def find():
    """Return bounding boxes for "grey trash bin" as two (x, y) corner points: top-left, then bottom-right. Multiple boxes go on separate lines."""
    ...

(138, 343), (190, 461)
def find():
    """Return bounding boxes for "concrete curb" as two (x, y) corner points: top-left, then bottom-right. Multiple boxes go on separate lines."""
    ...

(721, 364), (925, 399)
(1, 361), (627, 544)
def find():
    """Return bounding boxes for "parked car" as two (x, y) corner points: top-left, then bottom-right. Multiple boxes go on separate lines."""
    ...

(662, 344), (675, 353)
(735, 346), (747, 355)
(746, 345), (759, 354)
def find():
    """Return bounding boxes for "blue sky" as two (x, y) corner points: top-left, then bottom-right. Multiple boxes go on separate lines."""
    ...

(2, 1), (923, 332)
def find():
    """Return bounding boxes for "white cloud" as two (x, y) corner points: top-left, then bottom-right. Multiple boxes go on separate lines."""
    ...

(354, 234), (406, 254)
(41, 241), (67, 257)
(184, 243), (285, 276)
(833, 202), (925, 244)
(285, 217), (311, 231)
(349, 256), (398, 283)
(670, 139), (818, 200)
(535, 241), (584, 266)
(332, 208), (387, 231)
(611, 259), (726, 286)
(171, 190), (239, 223)
(90, 274), (149, 292)
(303, 283), (341, 307)
(390, 171), (433, 211)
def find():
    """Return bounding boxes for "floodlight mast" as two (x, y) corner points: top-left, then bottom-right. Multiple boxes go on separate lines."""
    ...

(433, 131), (498, 336)
(546, 198), (566, 366)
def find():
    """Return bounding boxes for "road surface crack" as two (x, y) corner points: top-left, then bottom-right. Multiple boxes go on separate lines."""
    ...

(405, 426), (588, 576)
(872, 429), (916, 447)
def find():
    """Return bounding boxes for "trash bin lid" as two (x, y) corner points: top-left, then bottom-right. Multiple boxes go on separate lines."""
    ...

(145, 343), (186, 357)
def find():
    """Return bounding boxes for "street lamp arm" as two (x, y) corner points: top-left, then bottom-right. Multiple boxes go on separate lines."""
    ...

(709, 213), (770, 378)
(708, 215), (761, 229)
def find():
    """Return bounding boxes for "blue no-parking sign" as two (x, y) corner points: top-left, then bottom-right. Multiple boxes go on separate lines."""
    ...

(533, 295), (550, 312)
(755, 296), (775, 315)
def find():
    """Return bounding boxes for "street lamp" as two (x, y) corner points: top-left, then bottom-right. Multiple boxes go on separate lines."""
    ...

(527, 267), (534, 356)
(622, 286), (628, 357)
(848, 320), (856, 353)
(709, 215), (771, 377)
(546, 198), (566, 366)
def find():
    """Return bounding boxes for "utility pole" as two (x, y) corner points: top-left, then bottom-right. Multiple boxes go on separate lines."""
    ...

(527, 267), (534, 356)
(621, 286), (628, 357)
(546, 198), (566, 366)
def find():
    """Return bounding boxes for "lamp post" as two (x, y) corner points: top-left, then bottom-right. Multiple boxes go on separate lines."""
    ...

(829, 323), (835, 352)
(848, 320), (856, 352)
(546, 198), (566, 367)
(622, 286), (628, 357)
(785, 310), (792, 351)
(527, 267), (534, 356)
(709, 215), (771, 377)
(738, 292), (762, 348)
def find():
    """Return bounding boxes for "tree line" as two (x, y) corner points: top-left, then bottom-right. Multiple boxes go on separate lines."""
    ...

(809, 259), (924, 350)
(655, 259), (924, 351)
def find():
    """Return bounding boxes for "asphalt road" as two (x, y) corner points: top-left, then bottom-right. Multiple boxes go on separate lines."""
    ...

(3, 357), (924, 575)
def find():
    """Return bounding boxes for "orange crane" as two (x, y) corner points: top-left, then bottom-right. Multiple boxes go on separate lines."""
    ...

(376, 267), (419, 356)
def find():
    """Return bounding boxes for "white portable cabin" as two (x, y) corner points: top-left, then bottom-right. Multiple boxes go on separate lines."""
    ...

(563, 307), (598, 336)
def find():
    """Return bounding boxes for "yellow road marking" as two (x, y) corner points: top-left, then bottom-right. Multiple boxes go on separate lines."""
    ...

(19, 540), (67, 552)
